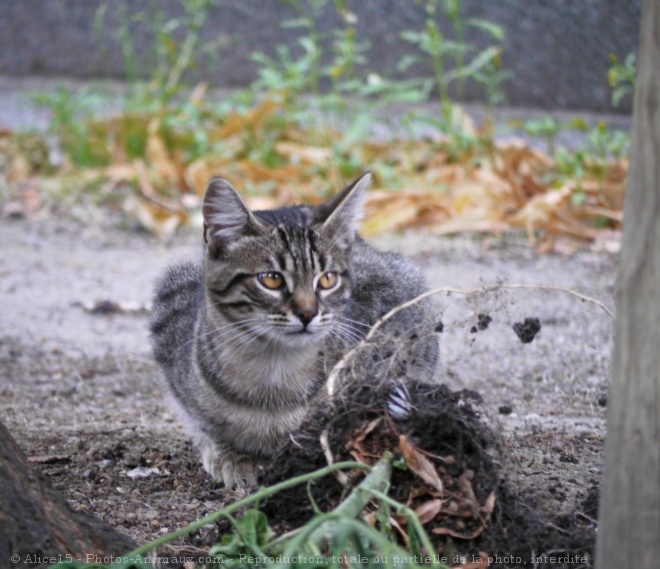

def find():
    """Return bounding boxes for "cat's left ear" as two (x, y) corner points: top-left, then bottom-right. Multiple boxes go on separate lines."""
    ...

(314, 172), (370, 246)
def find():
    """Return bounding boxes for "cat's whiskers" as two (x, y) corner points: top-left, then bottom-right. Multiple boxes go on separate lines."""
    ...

(335, 315), (393, 347)
(215, 328), (265, 378)
(204, 322), (265, 362)
(198, 319), (262, 349)
(162, 317), (263, 362)
(192, 318), (266, 364)
(329, 320), (364, 347)
(334, 316), (370, 337)
(235, 326), (269, 361)
(335, 315), (372, 332)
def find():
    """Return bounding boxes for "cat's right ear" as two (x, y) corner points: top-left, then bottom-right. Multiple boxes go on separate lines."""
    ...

(202, 178), (265, 256)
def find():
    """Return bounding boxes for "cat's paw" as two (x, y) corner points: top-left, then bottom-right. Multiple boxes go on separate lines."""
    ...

(219, 454), (260, 488)
(200, 443), (260, 488)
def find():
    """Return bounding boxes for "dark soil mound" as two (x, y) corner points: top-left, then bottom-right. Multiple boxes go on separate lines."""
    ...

(263, 380), (596, 568)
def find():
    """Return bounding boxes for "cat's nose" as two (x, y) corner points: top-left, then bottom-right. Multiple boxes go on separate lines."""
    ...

(295, 306), (318, 328)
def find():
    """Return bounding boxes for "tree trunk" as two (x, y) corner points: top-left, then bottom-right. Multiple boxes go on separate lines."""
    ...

(595, 1), (660, 567)
(0, 421), (136, 567)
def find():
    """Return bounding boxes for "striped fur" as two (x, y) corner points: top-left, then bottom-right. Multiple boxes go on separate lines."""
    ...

(150, 174), (437, 487)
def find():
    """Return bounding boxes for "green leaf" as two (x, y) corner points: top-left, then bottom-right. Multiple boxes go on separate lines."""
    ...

(567, 117), (589, 131)
(570, 190), (587, 206)
(468, 18), (506, 40)
(444, 45), (500, 83)
(340, 111), (374, 148)
(281, 17), (312, 29)
(520, 117), (559, 137)
(400, 30), (424, 44)
(209, 509), (274, 558)
(396, 54), (421, 72)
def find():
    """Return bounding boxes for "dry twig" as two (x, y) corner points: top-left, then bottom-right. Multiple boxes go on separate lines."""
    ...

(327, 283), (614, 396)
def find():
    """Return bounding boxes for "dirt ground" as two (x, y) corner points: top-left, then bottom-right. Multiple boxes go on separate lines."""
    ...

(0, 210), (616, 567)
(0, 76), (622, 568)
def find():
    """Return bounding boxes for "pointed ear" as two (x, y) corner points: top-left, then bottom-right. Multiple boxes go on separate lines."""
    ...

(202, 177), (265, 254)
(314, 172), (370, 245)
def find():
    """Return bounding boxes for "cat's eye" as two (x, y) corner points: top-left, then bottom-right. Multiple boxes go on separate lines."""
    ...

(317, 271), (339, 290)
(257, 272), (285, 290)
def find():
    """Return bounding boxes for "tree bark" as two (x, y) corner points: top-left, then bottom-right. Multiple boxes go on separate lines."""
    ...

(0, 421), (136, 567)
(595, 1), (660, 567)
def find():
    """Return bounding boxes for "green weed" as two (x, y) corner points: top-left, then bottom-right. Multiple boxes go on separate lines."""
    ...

(29, 84), (110, 167)
(608, 53), (636, 108)
(399, 0), (506, 135)
(48, 459), (451, 569)
(509, 117), (588, 158)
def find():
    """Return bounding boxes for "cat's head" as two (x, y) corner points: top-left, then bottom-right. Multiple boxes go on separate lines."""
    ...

(200, 173), (370, 347)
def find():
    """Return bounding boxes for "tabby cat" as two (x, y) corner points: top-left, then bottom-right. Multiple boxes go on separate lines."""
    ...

(150, 173), (437, 487)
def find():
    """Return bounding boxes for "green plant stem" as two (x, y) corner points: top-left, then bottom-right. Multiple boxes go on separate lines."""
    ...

(423, 1), (453, 128)
(116, 2), (138, 85)
(162, 7), (205, 100)
(429, 35), (452, 128)
(366, 489), (444, 568)
(163, 30), (199, 99)
(309, 456), (392, 544)
(447, 0), (465, 99)
(125, 461), (371, 559)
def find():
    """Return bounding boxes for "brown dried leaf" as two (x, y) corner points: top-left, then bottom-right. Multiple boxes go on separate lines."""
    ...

(480, 491), (496, 521)
(134, 160), (182, 212)
(389, 515), (410, 546)
(511, 185), (601, 243)
(414, 499), (444, 524)
(354, 418), (383, 444)
(431, 216), (509, 236)
(241, 161), (303, 183)
(188, 82), (208, 104)
(398, 435), (444, 494)
(432, 525), (478, 539)
(146, 121), (178, 184)
(8, 153), (31, 182)
(123, 195), (184, 239)
(220, 97), (281, 138)
(362, 511), (377, 527)
(362, 198), (423, 236)
(346, 418), (383, 463)
(106, 163), (138, 182)
(432, 491), (496, 540)
(457, 470), (480, 518)
(184, 160), (212, 196)
(274, 141), (333, 165)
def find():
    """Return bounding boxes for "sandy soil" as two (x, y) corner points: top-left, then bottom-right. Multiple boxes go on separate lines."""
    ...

(0, 214), (615, 566)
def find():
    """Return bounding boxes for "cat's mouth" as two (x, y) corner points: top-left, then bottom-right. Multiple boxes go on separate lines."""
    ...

(279, 325), (328, 343)
(286, 328), (315, 335)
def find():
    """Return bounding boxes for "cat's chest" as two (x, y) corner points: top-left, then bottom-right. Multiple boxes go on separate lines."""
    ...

(212, 343), (325, 405)
(239, 349), (323, 388)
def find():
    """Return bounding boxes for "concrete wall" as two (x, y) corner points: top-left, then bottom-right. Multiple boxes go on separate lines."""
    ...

(0, 0), (640, 113)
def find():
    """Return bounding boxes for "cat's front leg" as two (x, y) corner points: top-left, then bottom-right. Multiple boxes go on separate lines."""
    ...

(200, 439), (261, 488)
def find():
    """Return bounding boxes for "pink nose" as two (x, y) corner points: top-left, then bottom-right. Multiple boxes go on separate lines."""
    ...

(295, 306), (318, 327)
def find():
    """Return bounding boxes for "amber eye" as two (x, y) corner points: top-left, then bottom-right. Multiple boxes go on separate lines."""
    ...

(258, 272), (285, 290)
(317, 272), (339, 290)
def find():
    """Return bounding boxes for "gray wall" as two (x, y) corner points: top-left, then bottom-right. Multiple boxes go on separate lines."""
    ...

(0, 0), (640, 113)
